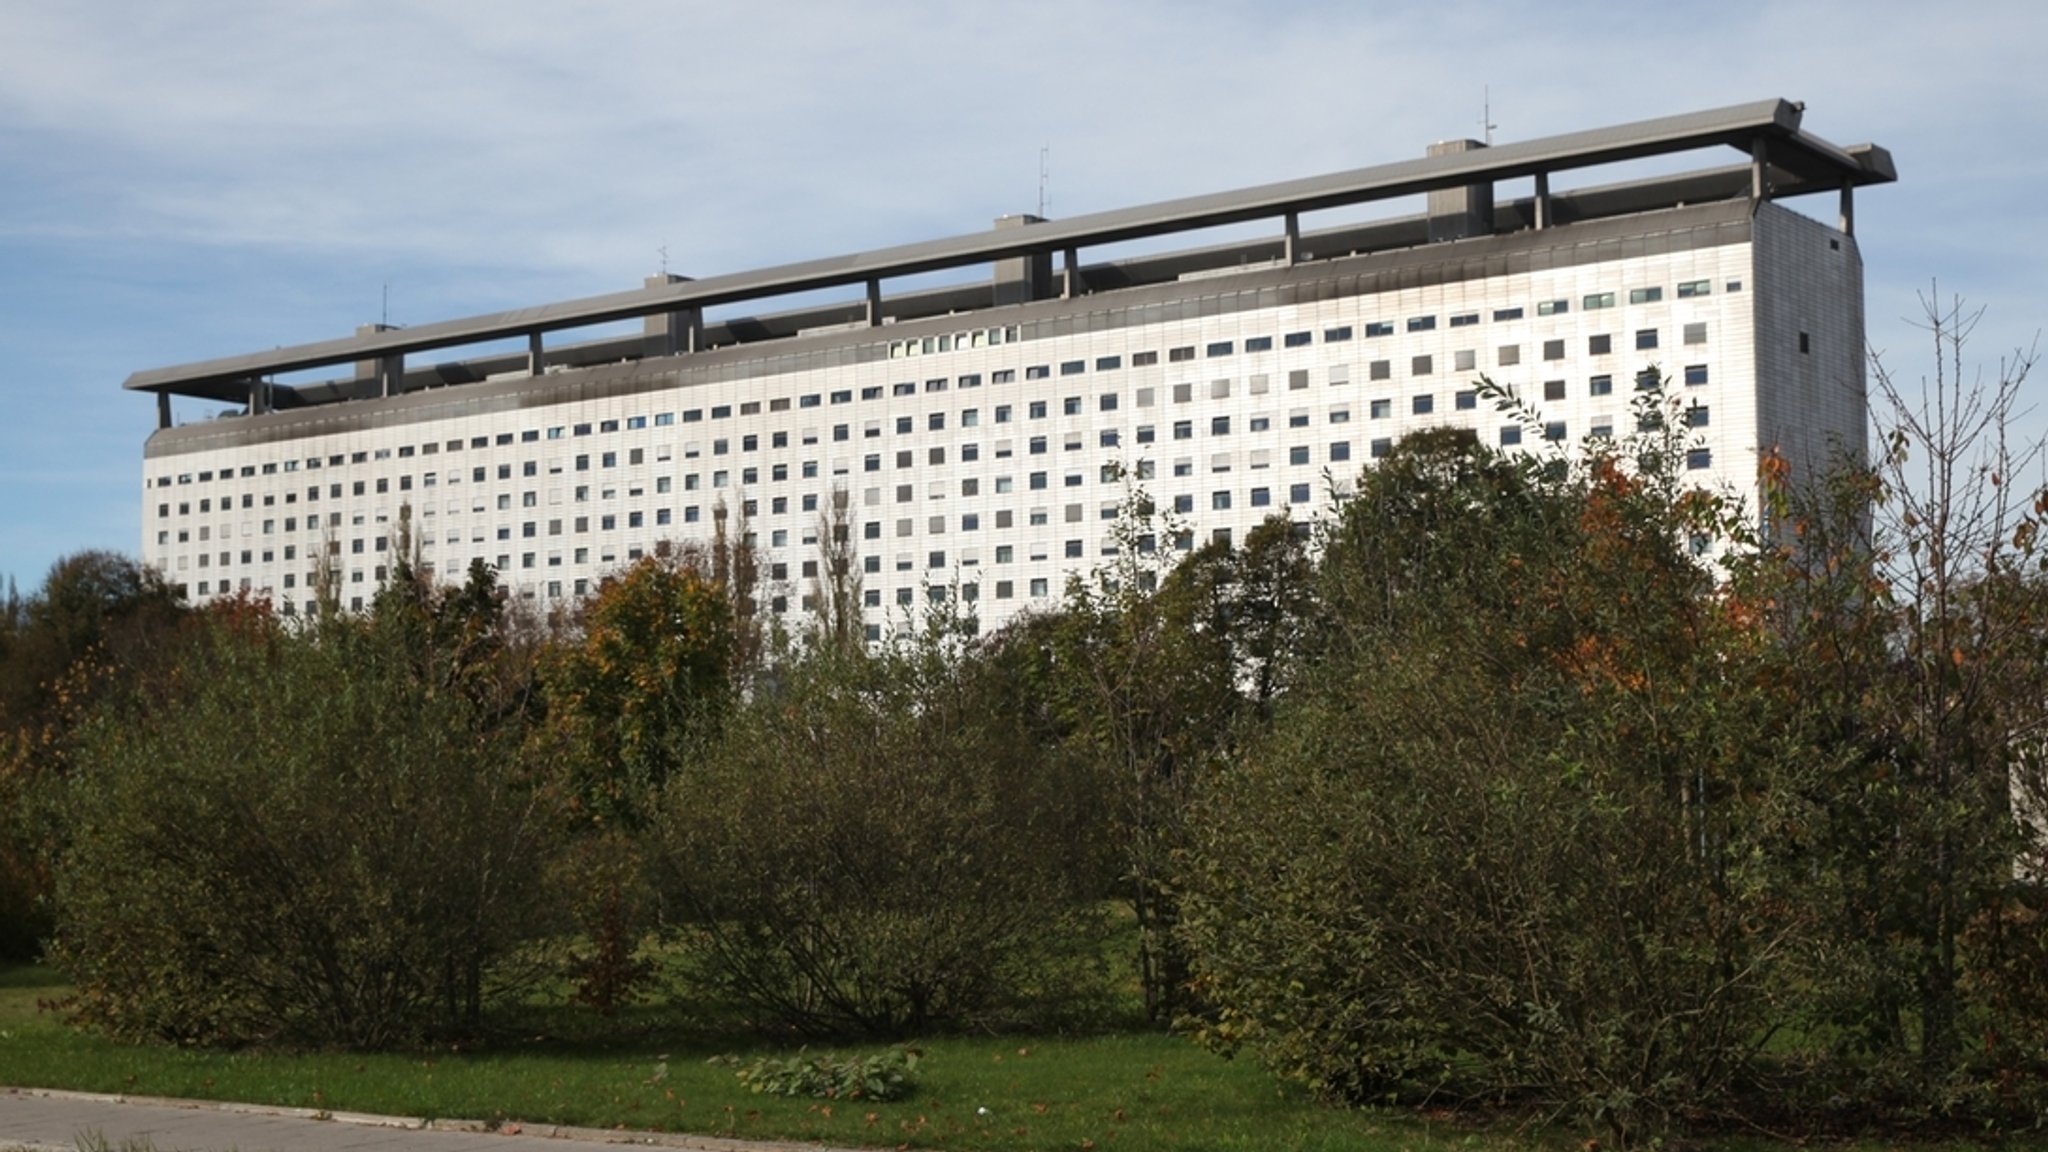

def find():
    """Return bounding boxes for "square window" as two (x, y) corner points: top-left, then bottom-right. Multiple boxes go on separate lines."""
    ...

(1684, 364), (1709, 386)
(1636, 328), (1659, 351)
(1455, 389), (1477, 410)
(1412, 395), (1433, 415)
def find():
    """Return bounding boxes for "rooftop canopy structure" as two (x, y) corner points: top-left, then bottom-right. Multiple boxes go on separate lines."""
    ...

(128, 98), (1894, 424)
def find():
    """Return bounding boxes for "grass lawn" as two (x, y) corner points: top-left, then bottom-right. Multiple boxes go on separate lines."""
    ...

(0, 965), (1551, 1152)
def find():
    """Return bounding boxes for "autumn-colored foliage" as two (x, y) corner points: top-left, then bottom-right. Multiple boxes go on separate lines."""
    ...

(546, 544), (733, 827)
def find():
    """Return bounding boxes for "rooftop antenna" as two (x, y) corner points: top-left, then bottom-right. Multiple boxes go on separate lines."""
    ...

(658, 242), (670, 277)
(1480, 86), (1497, 146)
(381, 282), (389, 328)
(1038, 145), (1050, 218)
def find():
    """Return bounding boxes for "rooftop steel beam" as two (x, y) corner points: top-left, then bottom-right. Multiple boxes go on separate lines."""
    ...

(127, 99), (1894, 399)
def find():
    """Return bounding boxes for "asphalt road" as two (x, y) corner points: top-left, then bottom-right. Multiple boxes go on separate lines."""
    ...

(0, 1089), (862, 1152)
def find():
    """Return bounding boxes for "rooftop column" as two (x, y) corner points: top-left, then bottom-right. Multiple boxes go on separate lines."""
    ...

(1426, 138), (1494, 242)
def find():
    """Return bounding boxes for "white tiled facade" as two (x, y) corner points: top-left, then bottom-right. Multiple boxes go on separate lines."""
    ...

(141, 196), (1864, 636)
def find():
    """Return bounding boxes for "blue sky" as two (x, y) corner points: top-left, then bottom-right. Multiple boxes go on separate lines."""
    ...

(3, 0), (2045, 592)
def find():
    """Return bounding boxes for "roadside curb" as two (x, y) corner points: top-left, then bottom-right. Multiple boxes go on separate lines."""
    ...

(2, 1087), (861, 1152)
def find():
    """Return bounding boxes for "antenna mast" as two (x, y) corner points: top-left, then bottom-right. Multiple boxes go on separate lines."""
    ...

(1481, 86), (1497, 146)
(1038, 146), (1050, 217)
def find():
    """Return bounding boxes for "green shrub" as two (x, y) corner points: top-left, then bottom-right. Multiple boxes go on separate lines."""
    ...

(51, 585), (560, 1048)
(653, 630), (1113, 1037)
(716, 1045), (922, 1101)
(1179, 424), (1817, 1143)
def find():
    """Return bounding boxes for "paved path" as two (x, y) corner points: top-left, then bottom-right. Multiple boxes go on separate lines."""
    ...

(0, 1089), (863, 1152)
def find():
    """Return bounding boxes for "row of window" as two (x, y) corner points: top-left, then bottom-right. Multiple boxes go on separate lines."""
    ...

(188, 411), (1712, 610)
(157, 358), (1718, 524)
(155, 295), (1738, 492)
(165, 416), (1719, 581)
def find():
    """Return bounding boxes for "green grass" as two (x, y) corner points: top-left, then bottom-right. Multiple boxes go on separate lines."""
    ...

(6, 966), (2034, 1152)
(0, 965), (1543, 1152)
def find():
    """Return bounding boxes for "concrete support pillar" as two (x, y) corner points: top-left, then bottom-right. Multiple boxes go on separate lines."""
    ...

(992, 214), (1053, 306)
(528, 331), (545, 376)
(249, 379), (267, 416)
(1838, 183), (1854, 236)
(1751, 138), (1771, 204)
(1062, 247), (1080, 298)
(1426, 138), (1493, 242)
(642, 273), (701, 356)
(157, 392), (172, 429)
(865, 278), (883, 326)
(355, 323), (403, 397)
(1534, 171), (1551, 230)
(1283, 211), (1300, 265)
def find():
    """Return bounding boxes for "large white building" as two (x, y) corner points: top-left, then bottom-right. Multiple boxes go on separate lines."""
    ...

(131, 99), (1893, 635)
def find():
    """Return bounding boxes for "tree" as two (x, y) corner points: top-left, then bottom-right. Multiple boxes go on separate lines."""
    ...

(1181, 405), (1814, 1142)
(546, 544), (734, 828)
(541, 546), (735, 1014)
(51, 584), (559, 1047)
(808, 485), (863, 649)
(1030, 478), (1243, 1025)
(710, 497), (766, 678)
(1753, 292), (2048, 1099)
(0, 552), (187, 961)
(651, 618), (1111, 1036)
